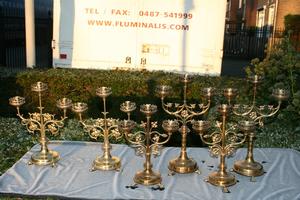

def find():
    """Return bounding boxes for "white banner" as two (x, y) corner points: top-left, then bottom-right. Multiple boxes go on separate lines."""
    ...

(53, 0), (226, 75)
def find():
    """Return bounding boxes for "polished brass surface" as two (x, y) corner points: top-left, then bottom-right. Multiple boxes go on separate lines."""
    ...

(157, 74), (212, 174)
(233, 121), (264, 177)
(208, 171), (236, 187)
(225, 75), (289, 177)
(119, 103), (177, 186)
(193, 104), (246, 188)
(9, 82), (71, 167)
(72, 87), (122, 171)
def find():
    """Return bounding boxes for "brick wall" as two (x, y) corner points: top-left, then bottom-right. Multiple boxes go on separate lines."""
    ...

(276, 0), (300, 29)
(245, 0), (258, 27)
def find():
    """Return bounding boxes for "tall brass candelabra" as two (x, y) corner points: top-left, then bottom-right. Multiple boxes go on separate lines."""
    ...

(224, 75), (289, 178)
(192, 104), (246, 190)
(118, 103), (178, 188)
(9, 82), (72, 167)
(156, 74), (213, 174)
(72, 87), (122, 171)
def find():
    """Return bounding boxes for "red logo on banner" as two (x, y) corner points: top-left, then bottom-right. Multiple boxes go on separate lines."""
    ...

(60, 54), (67, 59)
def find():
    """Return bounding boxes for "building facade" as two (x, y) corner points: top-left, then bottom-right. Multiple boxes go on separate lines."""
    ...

(226, 0), (300, 30)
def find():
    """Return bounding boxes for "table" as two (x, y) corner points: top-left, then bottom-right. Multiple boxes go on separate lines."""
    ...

(0, 141), (300, 200)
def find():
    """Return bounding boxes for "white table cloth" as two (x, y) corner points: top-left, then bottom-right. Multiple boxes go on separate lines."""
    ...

(0, 141), (300, 200)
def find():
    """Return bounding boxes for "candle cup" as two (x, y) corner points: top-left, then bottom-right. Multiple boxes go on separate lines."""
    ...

(192, 120), (210, 133)
(140, 104), (157, 116)
(180, 74), (193, 83)
(248, 75), (263, 84)
(31, 81), (48, 92)
(202, 87), (214, 98)
(218, 104), (231, 115)
(118, 120), (136, 133)
(224, 88), (237, 100)
(156, 85), (172, 98)
(120, 101), (136, 113)
(56, 98), (72, 109)
(96, 87), (112, 98)
(272, 88), (289, 101)
(162, 120), (179, 133)
(9, 96), (25, 107)
(72, 102), (88, 113)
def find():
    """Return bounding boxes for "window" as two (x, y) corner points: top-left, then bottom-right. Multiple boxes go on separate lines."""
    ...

(268, 5), (275, 26)
(239, 0), (243, 8)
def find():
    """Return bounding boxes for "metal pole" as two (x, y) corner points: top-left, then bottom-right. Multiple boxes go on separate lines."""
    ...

(24, 0), (36, 68)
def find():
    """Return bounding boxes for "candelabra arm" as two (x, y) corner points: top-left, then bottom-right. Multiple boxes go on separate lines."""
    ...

(16, 111), (28, 122)
(199, 131), (222, 146)
(161, 99), (184, 119)
(124, 130), (147, 148)
(254, 101), (281, 124)
(149, 131), (172, 147)
(232, 104), (255, 117)
(107, 124), (123, 140)
(43, 118), (65, 135)
(225, 130), (247, 146)
(19, 117), (42, 134)
(186, 100), (211, 122)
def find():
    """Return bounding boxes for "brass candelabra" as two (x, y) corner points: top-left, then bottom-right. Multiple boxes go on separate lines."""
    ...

(72, 87), (122, 171)
(156, 74), (213, 174)
(118, 103), (178, 188)
(9, 81), (72, 167)
(192, 104), (246, 190)
(224, 75), (289, 178)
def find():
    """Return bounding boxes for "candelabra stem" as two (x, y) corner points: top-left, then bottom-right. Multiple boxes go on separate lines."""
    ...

(233, 132), (264, 177)
(179, 125), (188, 160)
(183, 82), (187, 105)
(219, 153), (226, 173)
(144, 116), (153, 173)
(127, 113), (131, 120)
(103, 97), (108, 131)
(168, 125), (198, 173)
(246, 134), (255, 163)
(39, 129), (48, 153)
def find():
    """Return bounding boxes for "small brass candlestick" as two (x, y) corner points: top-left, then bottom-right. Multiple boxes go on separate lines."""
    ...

(233, 120), (264, 178)
(118, 104), (178, 188)
(224, 75), (289, 178)
(72, 87), (122, 171)
(156, 74), (213, 174)
(9, 82), (72, 167)
(192, 104), (246, 190)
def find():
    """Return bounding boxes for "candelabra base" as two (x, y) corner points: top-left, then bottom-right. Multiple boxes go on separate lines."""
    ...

(91, 156), (121, 171)
(168, 157), (198, 174)
(233, 160), (264, 177)
(29, 150), (60, 166)
(134, 170), (162, 186)
(207, 171), (236, 187)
